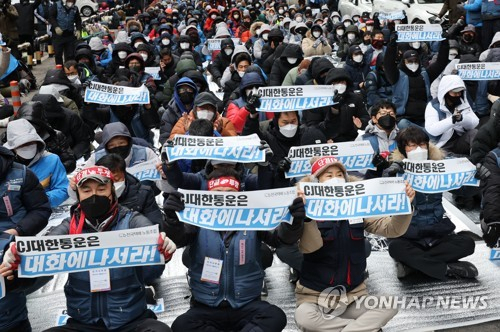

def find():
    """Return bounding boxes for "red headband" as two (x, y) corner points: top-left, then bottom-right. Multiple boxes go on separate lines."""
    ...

(207, 177), (240, 191)
(311, 156), (340, 176)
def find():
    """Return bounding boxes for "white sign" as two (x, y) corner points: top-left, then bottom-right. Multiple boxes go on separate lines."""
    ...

(257, 85), (336, 112)
(84, 82), (150, 105)
(144, 67), (161, 80)
(127, 160), (161, 181)
(207, 38), (240, 51)
(396, 24), (444, 42)
(379, 11), (405, 20)
(456, 62), (500, 81)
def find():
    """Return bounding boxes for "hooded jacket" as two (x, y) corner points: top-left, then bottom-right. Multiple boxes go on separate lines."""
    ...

(161, 58), (198, 104)
(104, 42), (134, 79)
(5, 119), (69, 207)
(365, 53), (393, 108)
(302, 28), (333, 57)
(209, 38), (235, 83)
(470, 100), (500, 164)
(343, 45), (368, 89)
(336, 25), (362, 60)
(124, 53), (157, 93)
(269, 44), (303, 86)
(169, 109), (237, 140)
(425, 75), (479, 147)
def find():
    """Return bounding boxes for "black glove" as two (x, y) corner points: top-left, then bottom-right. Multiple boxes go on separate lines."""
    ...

(0, 104), (14, 119)
(483, 224), (500, 248)
(245, 92), (261, 114)
(386, 161), (405, 176)
(475, 163), (491, 180)
(389, 31), (398, 46)
(258, 140), (273, 165)
(164, 191), (185, 213)
(277, 157), (292, 173)
(452, 112), (463, 123)
(372, 153), (390, 170)
(289, 197), (306, 219)
(161, 140), (175, 162)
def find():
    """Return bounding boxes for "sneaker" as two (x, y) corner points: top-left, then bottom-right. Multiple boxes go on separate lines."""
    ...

(261, 280), (268, 297)
(396, 261), (414, 279)
(446, 261), (478, 279)
(145, 285), (157, 305)
(289, 268), (299, 284)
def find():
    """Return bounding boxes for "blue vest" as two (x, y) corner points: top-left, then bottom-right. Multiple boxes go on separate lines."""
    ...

(0, 163), (27, 232)
(300, 220), (366, 293)
(392, 68), (431, 116)
(427, 98), (449, 141)
(94, 145), (147, 168)
(65, 211), (148, 330)
(362, 133), (397, 154)
(403, 191), (445, 240)
(189, 229), (263, 309)
(56, 1), (77, 32)
(482, 0), (500, 20)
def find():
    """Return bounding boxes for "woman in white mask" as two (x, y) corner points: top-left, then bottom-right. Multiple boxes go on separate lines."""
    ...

(294, 155), (415, 332)
(302, 24), (332, 57)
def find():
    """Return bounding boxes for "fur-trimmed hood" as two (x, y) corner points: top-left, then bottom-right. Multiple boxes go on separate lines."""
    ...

(250, 21), (264, 36)
(126, 20), (143, 33)
(391, 143), (445, 162)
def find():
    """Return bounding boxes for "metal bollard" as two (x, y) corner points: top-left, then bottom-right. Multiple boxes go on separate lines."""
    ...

(48, 44), (55, 57)
(10, 81), (22, 115)
(27, 55), (34, 68)
(35, 50), (42, 64)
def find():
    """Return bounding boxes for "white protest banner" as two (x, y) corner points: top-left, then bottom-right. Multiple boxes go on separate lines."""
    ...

(379, 10), (405, 20)
(285, 141), (375, 178)
(177, 187), (298, 230)
(456, 62), (500, 81)
(300, 178), (411, 220)
(257, 85), (336, 112)
(166, 134), (265, 163)
(490, 248), (500, 260)
(144, 67), (161, 80)
(17, 225), (164, 278)
(396, 24), (444, 42)
(84, 81), (150, 105)
(401, 158), (478, 193)
(55, 298), (165, 326)
(127, 160), (161, 181)
(207, 38), (240, 51)
(0, 276), (4, 300)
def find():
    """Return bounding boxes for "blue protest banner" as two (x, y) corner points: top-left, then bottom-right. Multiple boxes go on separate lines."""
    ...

(127, 160), (161, 181)
(144, 67), (161, 80)
(396, 24), (444, 42)
(490, 248), (500, 260)
(0, 276), (4, 300)
(257, 85), (336, 112)
(84, 82), (150, 105)
(456, 62), (500, 81)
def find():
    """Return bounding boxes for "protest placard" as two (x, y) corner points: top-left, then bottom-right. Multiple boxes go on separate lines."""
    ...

(285, 141), (375, 178)
(127, 160), (161, 182)
(300, 178), (411, 220)
(0, 276), (4, 300)
(144, 67), (161, 80)
(401, 158), (478, 193)
(17, 225), (164, 277)
(176, 187), (298, 230)
(379, 10), (405, 20)
(396, 24), (444, 42)
(490, 248), (500, 260)
(166, 134), (265, 163)
(257, 85), (336, 112)
(84, 82), (150, 105)
(456, 62), (500, 81)
(207, 38), (240, 51)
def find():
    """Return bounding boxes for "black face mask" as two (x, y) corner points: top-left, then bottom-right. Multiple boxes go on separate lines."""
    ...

(462, 34), (474, 43)
(316, 74), (326, 85)
(377, 115), (396, 130)
(80, 194), (112, 220)
(107, 144), (132, 160)
(179, 91), (194, 104)
(446, 94), (462, 108)
(15, 155), (33, 166)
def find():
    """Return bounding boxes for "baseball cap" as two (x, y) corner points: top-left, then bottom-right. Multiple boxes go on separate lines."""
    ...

(74, 166), (113, 187)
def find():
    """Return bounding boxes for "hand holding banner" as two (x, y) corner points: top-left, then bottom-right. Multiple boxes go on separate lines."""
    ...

(127, 160), (161, 182)
(84, 82), (150, 105)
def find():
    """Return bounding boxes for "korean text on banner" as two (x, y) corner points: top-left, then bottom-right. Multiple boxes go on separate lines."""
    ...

(17, 225), (164, 278)
(300, 178), (411, 220)
(285, 141), (375, 178)
(207, 38), (240, 51)
(84, 81), (150, 105)
(379, 11), (405, 20)
(144, 67), (161, 80)
(456, 62), (500, 81)
(396, 24), (444, 42)
(166, 134), (265, 163)
(401, 158), (478, 193)
(176, 187), (298, 231)
(127, 160), (161, 182)
(257, 85), (336, 112)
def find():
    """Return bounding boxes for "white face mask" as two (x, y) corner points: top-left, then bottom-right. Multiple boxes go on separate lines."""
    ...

(411, 42), (420, 49)
(161, 39), (170, 45)
(211, 14), (217, 19)
(278, 9), (284, 14)
(407, 147), (428, 161)
(238, 70), (245, 77)
(224, 48), (233, 56)
(67, 74), (79, 82)
(296, 17), (303, 23)
(336, 29), (344, 36)
(332, 17), (340, 23)
(312, 31), (321, 38)
(344, 22), (351, 28)
(197, 109), (215, 120)
(333, 83), (347, 94)
(16, 144), (38, 160)
(118, 51), (127, 59)
(366, 26), (373, 32)
(449, 52), (458, 60)
(279, 123), (298, 138)
(180, 42), (190, 49)
(347, 33), (356, 41)
(140, 53), (148, 61)
(262, 33), (269, 41)
(323, 177), (346, 185)
(134, 42), (143, 49)
(233, 14), (239, 19)
(406, 63), (419, 72)
(287, 57), (297, 64)
(353, 54), (363, 63)
(114, 181), (126, 198)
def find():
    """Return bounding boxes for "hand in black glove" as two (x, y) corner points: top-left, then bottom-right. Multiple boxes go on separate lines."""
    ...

(277, 157), (292, 173)
(389, 31), (398, 46)
(386, 161), (405, 176)
(372, 153), (390, 170)
(452, 112), (463, 123)
(246, 92), (261, 115)
(164, 191), (185, 213)
(161, 140), (175, 162)
(289, 197), (306, 219)
(475, 163), (491, 180)
(0, 104), (14, 119)
(258, 140), (273, 165)
(483, 224), (500, 248)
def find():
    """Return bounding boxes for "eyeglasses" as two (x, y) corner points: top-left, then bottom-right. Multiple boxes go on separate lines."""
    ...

(377, 111), (396, 117)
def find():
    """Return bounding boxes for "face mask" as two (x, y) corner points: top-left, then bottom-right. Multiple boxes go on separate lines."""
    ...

(377, 114), (396, 130)
(134, 42), (143, 49)
(407, 146), (428, 161)
(114, 181), (126, 198)
(179, 91), (194, 104)
(180, 42), (190, 49)
(344, 22), (351, 28)
(197, 110), (215, 120)
(233, 14), (239, 19)
(336, 29), (344, 36)
(406, 63), (419, 72)
(411, 42), (420, 49)
(278, 9), (284, 14)
(262, 33), (269, 41)
(67, 74), (79, 82)
(15, 144), (37, 160)
(353, 54), (363, 63)
(446, 94), (462, 108)
(366, 25), (373, 32)
(287, 57), (297, 64)
(312, 31), (321, 38)
(140, 53), (148, 61)
(352, 16), (359, 22)
(372, 40), (384, 49)
(332, 17), (340, 23)
(129, 65), (141, 72)
(279, 123), (298, 138)
(107, 144), (131, 159)
(118, 51), (128, 59)
(238, 70), (245, 77)
(347, 33), (356, 41)
(323, 177), (346, 185)
(80, 194), (112, 219)
(162, 39), (170, 45)
(211, 14), (217, 19)
(333, 83), (347, 94)
(296, 16), (303, 23)
(224, 48), (233, 56)
(463, 34), (474, 43)
(448, 52), (458, 60)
